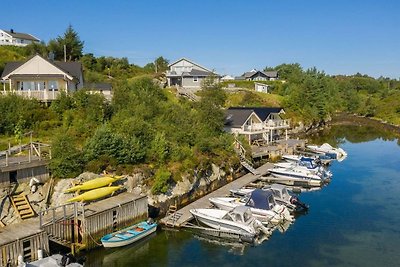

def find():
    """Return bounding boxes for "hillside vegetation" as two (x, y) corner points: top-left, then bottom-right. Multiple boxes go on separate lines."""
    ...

(1, 26), (399, 193)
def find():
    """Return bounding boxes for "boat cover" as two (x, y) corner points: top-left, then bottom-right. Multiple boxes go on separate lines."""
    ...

(246, 189), (274, 210)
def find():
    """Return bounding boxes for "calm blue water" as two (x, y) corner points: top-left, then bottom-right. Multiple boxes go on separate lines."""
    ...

(85, 125), (400, 267)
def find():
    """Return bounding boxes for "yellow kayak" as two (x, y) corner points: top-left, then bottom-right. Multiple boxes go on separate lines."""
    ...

(66, 186), (122, 203)
(65, 176), (123, 193)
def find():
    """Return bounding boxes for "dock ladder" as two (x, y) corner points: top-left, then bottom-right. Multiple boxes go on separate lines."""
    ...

(164, 202), (183, 227)
(240, 157), (260, 176)
(10, 194), (35, 220)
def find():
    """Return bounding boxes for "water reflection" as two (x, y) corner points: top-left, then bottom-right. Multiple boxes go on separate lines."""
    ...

(307, 121), (400, 147)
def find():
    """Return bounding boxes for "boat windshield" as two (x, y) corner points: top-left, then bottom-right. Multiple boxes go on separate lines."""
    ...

(282, 188), (290, 199)
(222, 213), (234, 221)
(268, 195), (276, 208)
(243, 210), (252, 223)
(274, 190), (281, 198)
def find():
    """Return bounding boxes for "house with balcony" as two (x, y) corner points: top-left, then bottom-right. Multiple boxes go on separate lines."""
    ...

(0, 29), (40, 47)
(166, 58), (219, 90)
(224, 107), (290, 145)
(1, 54), (83, 102)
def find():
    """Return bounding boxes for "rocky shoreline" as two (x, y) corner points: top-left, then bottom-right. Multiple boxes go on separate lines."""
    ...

(1, 113), (398, 227)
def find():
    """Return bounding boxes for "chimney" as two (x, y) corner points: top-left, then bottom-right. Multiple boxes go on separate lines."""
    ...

(10, 29), (14, 33)
(48, 51), (55, 61)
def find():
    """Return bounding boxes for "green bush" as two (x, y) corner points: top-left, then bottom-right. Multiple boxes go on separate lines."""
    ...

(151, 169), (172, 194)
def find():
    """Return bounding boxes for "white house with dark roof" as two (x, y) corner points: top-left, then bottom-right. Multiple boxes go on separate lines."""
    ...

(1, 54), (83, 102)
(166, 58), (219, 89)
(0, 29), (40, 47)
(224, 107), (290, 144)
(236, 69), (278, 81)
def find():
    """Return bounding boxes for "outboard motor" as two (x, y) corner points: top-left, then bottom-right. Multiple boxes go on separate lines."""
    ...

(290, 196), (309, 211)
(253, 219), (272, 236)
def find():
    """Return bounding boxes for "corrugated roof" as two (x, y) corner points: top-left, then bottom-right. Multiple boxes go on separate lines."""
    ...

(3, 30), (40, 42)
(182, 69), (214, 77)
(241, 70), (278, 79)
(226, 107), (284, 126)
(225, 108), (255, 127)
(53, 61), (82, 80)
(1, 62), (23, 78)
(1, 56), (82, 80)
(84, 82), (112, 91)
(263, 71), (278, 78)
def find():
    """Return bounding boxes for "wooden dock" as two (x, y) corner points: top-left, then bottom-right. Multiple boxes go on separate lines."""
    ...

(0, 192), (148, 265)
(160, 163), (273, 227)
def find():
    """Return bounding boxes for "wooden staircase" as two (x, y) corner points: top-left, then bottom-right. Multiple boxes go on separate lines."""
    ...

(10, 194), (35, 220)
(240, 158), (261, 176)
(235, 138), (260, 176)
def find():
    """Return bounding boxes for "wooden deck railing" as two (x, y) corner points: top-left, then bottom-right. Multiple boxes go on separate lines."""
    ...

(1, 90), (60, 101)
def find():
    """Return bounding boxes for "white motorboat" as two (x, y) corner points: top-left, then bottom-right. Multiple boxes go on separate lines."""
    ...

(274, 160), (332, 179)
(306, 143), (347, 162)
(267, 166), (325, 187)
(282, 154), (333, 165)
(230, 184), (309, 212)
(190, 206), (270, 236)
(209, 189), (294, 224)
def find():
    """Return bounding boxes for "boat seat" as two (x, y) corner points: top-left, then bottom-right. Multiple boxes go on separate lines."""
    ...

(115, 234), (129, 239)
(127, 230), (139, 235)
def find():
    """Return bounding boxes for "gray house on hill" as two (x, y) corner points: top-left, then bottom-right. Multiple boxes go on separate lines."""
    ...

(166, 58), (219, 90)
(224, 107), (290, 145)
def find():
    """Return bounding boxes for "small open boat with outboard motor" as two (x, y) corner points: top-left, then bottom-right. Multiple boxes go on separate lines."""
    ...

(101, 219), (157, 248)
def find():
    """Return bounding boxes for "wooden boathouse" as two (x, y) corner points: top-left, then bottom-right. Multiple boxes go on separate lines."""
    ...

(0, 142), (51, 185)
(39, 192), (148, 251)
(0, 192), (148, 265)
(0, 219), (49, 266)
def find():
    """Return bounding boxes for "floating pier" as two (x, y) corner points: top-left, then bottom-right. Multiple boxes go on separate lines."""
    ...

(160, 163), (273, 227)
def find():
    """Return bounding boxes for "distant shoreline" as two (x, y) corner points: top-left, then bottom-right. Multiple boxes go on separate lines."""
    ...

(330, 113), (400, 133)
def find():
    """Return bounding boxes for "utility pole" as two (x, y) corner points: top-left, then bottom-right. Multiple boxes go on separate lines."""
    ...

(64, 45), (67, 62)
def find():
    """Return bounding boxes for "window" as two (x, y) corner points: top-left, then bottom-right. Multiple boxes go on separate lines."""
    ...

(37, 81), (45, 90)
(48, 81), (58, 91)
(21, 81), (35, 91)
(193, 76), (198, 82)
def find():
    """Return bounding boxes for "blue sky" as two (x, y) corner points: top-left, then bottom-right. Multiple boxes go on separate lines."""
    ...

(2, 0), (399, 78)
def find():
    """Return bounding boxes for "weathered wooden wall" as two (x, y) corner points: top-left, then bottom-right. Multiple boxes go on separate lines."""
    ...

(0, 164), (49, 185)
(39, 195), (148, 251)
(83, 196), (148, 250)
(0, 231), (49, 266)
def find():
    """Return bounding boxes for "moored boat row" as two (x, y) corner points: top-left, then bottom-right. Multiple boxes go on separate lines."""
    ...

(188, 142), (346, 245)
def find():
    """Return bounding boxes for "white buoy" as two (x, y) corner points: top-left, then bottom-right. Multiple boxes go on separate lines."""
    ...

(37, 249), (43, 260)
(17, 255), (24, 267)
(31, 184), (37, 193)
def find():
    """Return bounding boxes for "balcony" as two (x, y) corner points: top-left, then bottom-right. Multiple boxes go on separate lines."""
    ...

(1, 90), (60, 102)
(242, 123), (264, 132)
(265, 119), (290, 129)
